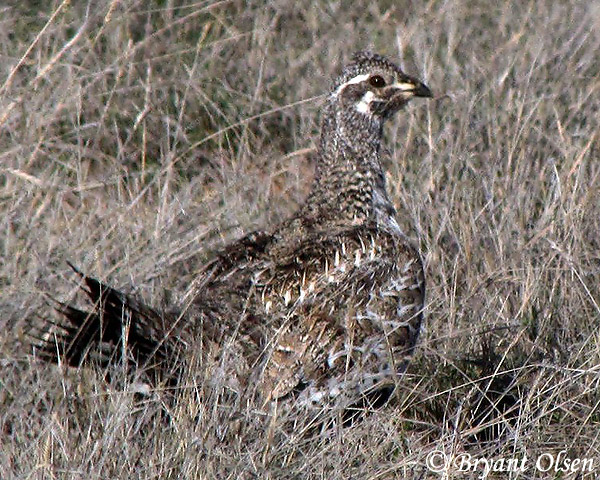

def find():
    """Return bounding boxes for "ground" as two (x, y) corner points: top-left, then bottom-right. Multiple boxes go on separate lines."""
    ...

(1, 0), (599, 478)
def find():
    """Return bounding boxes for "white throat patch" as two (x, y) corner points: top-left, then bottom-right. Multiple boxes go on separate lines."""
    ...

(355, 91), (375, 114)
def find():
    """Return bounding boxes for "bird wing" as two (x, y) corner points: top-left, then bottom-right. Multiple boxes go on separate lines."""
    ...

(248, 224), (425, 404)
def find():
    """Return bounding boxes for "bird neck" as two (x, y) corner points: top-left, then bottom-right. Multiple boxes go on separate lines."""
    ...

(305, 102), (398, 228)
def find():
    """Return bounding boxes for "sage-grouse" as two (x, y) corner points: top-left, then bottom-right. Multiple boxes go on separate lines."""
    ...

(32, 51), (431, 416)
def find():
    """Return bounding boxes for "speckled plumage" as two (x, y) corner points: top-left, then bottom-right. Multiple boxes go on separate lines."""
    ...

(31, 52), (431, 415)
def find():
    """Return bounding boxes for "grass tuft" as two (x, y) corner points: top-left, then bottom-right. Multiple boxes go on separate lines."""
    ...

(1, 0), (599, 478)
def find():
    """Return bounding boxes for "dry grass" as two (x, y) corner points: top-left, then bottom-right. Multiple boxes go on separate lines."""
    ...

(1, 0), (600, 478)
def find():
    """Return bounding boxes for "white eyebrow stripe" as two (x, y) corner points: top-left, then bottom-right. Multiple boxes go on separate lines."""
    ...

(334, 73), (370, 95)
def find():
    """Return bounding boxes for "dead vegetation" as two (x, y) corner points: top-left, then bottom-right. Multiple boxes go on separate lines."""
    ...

(1, 0), (600, 478)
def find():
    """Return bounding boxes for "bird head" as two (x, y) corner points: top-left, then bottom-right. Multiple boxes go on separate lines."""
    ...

(331, 51), (432, 120)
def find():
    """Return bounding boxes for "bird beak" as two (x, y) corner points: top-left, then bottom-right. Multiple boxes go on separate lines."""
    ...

(411, 81), (433, 98)
(392, 77), (433, 98)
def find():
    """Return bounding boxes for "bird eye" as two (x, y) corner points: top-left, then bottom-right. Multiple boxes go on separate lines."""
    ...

(369, 75), (386, 87)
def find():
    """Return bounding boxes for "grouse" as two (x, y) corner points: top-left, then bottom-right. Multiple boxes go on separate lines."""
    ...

(31, 51), (432, 415)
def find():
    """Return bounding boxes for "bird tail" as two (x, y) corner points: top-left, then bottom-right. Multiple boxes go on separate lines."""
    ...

(29, 263), (185, 386)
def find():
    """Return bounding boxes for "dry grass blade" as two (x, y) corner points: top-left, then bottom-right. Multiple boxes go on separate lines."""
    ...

(1, 0), (600, 479)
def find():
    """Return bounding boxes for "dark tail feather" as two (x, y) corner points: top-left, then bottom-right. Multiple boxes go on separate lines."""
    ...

(30, 302), (103, 367)
(30, 264), (185, 385)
